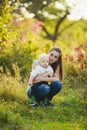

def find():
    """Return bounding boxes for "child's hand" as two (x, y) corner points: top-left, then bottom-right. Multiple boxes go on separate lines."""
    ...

(29, 82), (33, 86)
(29, 79), (33, 86)
(48, 72), (53, 77)
(41, 72), (53, 77)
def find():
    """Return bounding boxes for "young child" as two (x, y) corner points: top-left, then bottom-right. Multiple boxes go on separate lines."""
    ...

(29, 53), (53, 86)
(28, 53), (53, 105)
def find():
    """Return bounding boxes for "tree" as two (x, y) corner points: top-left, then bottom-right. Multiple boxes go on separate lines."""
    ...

(9, 0), (78, 42)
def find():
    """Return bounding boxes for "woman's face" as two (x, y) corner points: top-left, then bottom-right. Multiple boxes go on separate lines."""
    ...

(49, 50), (60, 64)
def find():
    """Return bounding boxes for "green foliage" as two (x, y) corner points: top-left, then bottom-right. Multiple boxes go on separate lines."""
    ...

(0, 0), (12, 51)
(0, 16), (54, 80)
(0, 2), (87, 129)
(64, 43), (87, 79)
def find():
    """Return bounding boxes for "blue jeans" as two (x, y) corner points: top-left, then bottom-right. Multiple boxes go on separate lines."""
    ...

(47, 81), (62, 101)
(27, 81), (62, 102)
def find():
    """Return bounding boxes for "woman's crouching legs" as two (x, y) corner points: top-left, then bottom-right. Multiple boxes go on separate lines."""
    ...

(36, 84), (50, 102)
(47, 81), (62, 101)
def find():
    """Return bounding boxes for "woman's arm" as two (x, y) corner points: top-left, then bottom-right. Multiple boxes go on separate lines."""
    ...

(39, 71), (53, 77)
(33, 74), (59, 83)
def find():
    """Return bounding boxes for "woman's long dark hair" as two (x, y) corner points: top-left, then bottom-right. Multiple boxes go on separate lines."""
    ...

(49, 47), (63, 81)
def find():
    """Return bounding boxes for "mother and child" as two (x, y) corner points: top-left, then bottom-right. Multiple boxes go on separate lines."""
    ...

(27, 47), (63, 107)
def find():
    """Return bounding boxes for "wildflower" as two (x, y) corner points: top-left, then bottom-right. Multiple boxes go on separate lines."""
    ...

(21, 34), (27, 43)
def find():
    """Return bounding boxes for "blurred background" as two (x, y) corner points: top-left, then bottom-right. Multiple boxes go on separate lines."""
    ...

(0, 0), (87, 130)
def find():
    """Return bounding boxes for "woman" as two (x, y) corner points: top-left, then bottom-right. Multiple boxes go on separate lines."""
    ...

(27, 47), (63, 107)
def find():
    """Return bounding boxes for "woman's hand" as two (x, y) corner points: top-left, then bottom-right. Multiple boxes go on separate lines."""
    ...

(33, 74), (60, 83)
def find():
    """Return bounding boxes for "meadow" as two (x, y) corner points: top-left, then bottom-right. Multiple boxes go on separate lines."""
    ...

(0, 3), (87, 129)
(0, 65), (86, 130)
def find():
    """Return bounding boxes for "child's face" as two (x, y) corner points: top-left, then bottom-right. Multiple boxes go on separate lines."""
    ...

(39, 56), (49, 68)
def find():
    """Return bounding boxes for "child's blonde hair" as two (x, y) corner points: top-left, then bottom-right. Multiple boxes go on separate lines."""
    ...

(39, 53), (49, 61)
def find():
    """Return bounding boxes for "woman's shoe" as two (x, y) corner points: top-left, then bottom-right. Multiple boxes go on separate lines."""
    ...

(29, 96), (35, 104)
(40, 101), (47, 107)
(47, 101), (56, 107)
(42, 99), (56, 107)
(42, 98), (48, 106)
(30, 101), (39, 107)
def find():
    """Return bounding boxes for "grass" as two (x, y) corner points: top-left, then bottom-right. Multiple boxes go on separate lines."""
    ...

(0, 73), (87, 130)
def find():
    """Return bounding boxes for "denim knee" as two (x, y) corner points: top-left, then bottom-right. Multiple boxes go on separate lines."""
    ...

(50, 81), (62, 92)
(37, 84), (50, 96)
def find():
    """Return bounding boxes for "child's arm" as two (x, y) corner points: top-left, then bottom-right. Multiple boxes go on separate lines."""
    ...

(29, 75), (34, 86)
(39, 71), (53, 77)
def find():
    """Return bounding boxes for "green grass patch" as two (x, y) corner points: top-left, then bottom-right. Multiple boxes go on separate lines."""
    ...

(0, 73), (86, 130)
